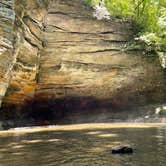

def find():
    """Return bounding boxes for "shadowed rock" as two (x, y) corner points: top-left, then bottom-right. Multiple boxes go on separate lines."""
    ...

(112, 145), (133, 154)
(0, 0), (166, 124)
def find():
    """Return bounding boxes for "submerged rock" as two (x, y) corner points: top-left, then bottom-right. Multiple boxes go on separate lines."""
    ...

(112, 145), (133, 154)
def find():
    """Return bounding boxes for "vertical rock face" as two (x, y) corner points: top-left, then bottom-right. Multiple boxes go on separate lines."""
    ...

(0, 0), (15, 107)
(0, 0), (47, 119)
(36, 0), (166, 109)
(0, 0), (165, 122)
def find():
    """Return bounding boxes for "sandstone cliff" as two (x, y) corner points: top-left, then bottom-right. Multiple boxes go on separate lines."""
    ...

(0, 0), (47, 119)
(0, 0), (15, 107)
(0, 0), (165, 123)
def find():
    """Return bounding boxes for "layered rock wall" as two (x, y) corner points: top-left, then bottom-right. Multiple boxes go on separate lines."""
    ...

(36, 0), (166, 110)
(0, 0), (165, 122)
(0, 0), (47, 118)
(0, 0), (15, 107)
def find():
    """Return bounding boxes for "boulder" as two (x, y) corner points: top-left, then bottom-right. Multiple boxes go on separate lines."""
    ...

(112, 145), (133, 154)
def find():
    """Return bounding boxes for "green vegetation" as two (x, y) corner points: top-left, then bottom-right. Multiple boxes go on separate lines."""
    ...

(85, 0), (166, 53)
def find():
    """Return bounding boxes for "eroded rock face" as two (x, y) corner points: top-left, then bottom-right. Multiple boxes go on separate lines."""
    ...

(0, 0), (165, 123)
(0, 0), (47, 118)
(36, 0), (166, 108)
(0, 0), (15, 107)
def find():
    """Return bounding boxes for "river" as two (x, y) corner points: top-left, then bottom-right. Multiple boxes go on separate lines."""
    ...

(0, 123), (165, 166)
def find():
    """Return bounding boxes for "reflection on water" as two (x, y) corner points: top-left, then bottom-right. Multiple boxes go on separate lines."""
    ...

(0, 123), (165, 166)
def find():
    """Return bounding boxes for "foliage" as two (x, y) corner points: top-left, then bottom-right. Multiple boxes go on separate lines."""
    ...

(85, 0), (166, 53)
(85, 0), (100, 6)
(105, 0), (134, 18)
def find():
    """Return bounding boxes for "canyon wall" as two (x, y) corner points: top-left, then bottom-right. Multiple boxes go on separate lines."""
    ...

(0, 0), (47, 119)
(0, 0), (15, 107)
(0, 0), (165, 123)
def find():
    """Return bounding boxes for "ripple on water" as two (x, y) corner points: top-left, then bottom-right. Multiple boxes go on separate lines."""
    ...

(0, 123), (165, 166)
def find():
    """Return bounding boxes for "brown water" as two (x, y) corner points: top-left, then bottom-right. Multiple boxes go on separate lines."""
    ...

(0, 123), (165, 166)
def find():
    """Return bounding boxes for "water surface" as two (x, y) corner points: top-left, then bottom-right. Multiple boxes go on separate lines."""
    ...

(0, 123), (165, 166)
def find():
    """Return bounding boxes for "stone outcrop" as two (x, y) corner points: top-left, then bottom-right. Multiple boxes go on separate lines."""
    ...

(112, 145), (133, 154)
(0, 0), (15, 107)
(35, 0), (166, 109)
(0, 0), (47, 118)
(0, 0), (165, 123)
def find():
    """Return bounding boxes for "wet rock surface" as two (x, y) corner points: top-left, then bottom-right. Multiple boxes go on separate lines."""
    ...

(112, 145), (133, 154)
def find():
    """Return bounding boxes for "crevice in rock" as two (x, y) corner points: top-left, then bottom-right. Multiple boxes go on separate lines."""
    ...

(79, 48), (122, 54)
